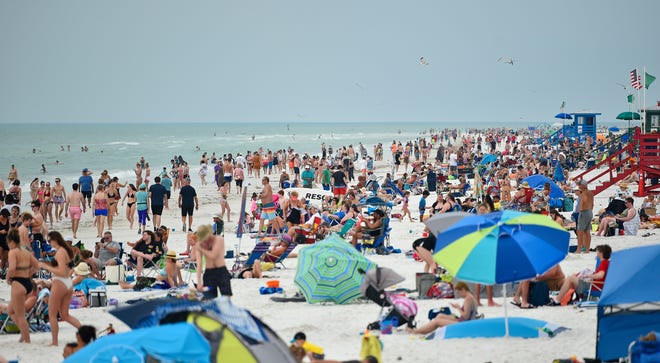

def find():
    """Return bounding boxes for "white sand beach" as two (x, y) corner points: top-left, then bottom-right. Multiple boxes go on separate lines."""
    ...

(0, 159), (657, 363)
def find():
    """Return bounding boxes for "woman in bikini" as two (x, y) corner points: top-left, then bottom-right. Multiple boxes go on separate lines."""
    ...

(29, 178), (39, 202)
(408, 282), (479, 334)
(122, 184), (137, 230)
(106, 181), (119, 230)
(6, 228), (39, 343)
(39, 231), (81, 346)
(0, 209), (10, 271)
(8, 180), (22, 205)
(93, 184), (108, 238)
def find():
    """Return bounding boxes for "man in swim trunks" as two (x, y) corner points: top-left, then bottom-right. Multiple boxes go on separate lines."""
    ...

(258, 176), (279, 234)
(222, 159), (233, 194)
(52, 178), (66, 222)
(65, 183), (86, 239)
(331, 165), (348, 198)
(78, 168), (94, 209)
(576, 179), (594, 253)
(191, 224), (232, 298)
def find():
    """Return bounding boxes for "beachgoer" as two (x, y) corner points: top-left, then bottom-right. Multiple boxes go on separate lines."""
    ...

(6, 228), (39, 343)
(331, 166), (348, 198)
(79, 168), (94, 209)
(121, 184), (137, 230)
(52, 178), (66, 222)
(148, 177), (167, 232)
(351, 209), (384, 248)
(219, 181), (231, 222)
(512, 264), (565, 308)
(301, 164), (315, 188)
(93, 185), (108, 238)
(62, 325), (96, 359)
(94, 231), (121, 266)
(65, 183), (85, 239)
(136, 183), (149, 234)
(233, 163), (244, 193)
(191, 225), (231, 298)
(290, 332), (325, 361)
(408, 282), (479, 334)
(401, 191), (414, 222)
(412, 227), (437, 273)
(39, 231), (82, 346)
(576, 179), (594, 253)
(418, 190), (430, 221)
(222, 159), (233, 194)
(258, 177), (278, 234)
(549, 244), (611, 306)
(179, 178), (199, 232)
(160, 173), (172, 209)
(7, 165), (18, 184)
(128, 231), (163, 278)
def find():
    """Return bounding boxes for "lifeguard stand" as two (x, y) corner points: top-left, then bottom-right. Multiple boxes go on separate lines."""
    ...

(569, 112), (600, 143)
(641, 101), (660, 133)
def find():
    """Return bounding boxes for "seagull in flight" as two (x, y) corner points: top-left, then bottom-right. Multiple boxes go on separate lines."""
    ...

(615, 83), (629, 92)
(498, 57), (514, 65)
(419, 57), (429, 66)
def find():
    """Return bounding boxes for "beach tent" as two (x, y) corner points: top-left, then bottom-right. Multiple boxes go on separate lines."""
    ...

(64, 322), (211, 363)
(596, 245), (660, 362)
(425, 317), (566, 339)
(522, 175), (565, 199)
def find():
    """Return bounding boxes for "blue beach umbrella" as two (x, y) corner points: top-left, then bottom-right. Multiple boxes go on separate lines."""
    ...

(433, 210), (569, 285)
(608, 126), (620, 132)
(554, 113), (572, 120)
(480, 154), (498, 165)
(294, 234), (375, 304)
(522, 174), (565, 199)
(425, 317), (567, 340)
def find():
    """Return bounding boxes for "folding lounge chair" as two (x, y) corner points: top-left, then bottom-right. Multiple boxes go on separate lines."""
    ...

(272, 242), (298, 269)
(231, 242), (270, 272)
(337, 219), (356, 238)
(360, 217), (391, 255)
(1, 287), (50, 334)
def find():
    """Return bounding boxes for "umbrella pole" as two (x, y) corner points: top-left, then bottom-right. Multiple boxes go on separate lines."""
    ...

(503, 284), (509, 338)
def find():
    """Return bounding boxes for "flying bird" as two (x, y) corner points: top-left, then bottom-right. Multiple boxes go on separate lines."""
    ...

(498, 57), (514, 65)
(615, 83), (629, 92)
(419, 57), (429, 66)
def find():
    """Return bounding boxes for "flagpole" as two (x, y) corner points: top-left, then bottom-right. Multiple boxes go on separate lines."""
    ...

(643, 66), (647, 134)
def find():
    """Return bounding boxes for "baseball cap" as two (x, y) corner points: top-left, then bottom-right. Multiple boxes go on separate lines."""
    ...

(82, 168), (89, 173)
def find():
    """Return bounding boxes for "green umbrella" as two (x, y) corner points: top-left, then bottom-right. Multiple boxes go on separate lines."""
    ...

(294, 234), (375, 304)
(616, 112), (641, 120)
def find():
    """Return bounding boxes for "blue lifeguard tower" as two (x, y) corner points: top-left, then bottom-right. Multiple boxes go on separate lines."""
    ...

(550, 111), (600, 144)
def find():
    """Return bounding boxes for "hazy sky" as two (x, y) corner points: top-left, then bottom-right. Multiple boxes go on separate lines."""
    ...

(1, 1), (658, 124)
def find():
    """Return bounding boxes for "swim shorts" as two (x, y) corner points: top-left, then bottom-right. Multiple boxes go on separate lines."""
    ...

(203, 266), (232, 297)
(260, 202), (277, 220)
(69, 207), (82, 219)
(576, 210), (593, 231)
(95, 209), (108, 217)
(151, 204), (164, 216)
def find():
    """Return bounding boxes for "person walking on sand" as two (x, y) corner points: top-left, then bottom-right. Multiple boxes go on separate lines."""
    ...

(65, 183), (85, 239)
(576, 179), (594, 253)
(52, 178), (66, 222)
(178, 178), (199, 232)
(78, 168), (94, 209)
(39, 231), (82, 346)
(148, 177), (167, 232)
(190, 225), (232, 298)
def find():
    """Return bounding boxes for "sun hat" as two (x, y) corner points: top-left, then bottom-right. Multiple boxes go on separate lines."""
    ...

(520, 181), (531, 188)
(212, 212), (222, 219)
(195, 224), (213, 242)
(165, 250), (177, 260)
(74, 262), (91, 276)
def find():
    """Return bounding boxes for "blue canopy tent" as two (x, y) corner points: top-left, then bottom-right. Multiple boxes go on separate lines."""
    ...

(522, 175), (565, 199)
(596, 245), (660, 362)
(65, 322), (211, 363)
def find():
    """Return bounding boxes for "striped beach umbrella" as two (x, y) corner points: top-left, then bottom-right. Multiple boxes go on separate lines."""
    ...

(433, 210), (569, 285)
(295, 234), (375, 304)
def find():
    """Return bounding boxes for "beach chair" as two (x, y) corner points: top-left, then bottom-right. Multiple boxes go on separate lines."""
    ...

(1, 287), (50, 334)
(272, 242), (298, 269)
(230, 242), (270, 272)
(360, 217), (391, 255)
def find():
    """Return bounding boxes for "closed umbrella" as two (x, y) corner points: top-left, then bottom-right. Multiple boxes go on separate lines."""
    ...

(432, 210), (569, 336)
(295, 234), (375, 304)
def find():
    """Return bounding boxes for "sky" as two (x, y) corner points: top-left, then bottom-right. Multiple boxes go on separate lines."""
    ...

(0, 0), (658, 124)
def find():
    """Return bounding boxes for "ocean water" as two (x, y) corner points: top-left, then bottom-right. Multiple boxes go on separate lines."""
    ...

(0, 121), (525, 190)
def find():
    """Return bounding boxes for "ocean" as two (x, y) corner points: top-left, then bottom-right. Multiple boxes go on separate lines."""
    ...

(1, 121), (526, 192)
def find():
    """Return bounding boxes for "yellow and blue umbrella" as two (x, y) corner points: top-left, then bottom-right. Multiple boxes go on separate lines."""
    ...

(295, 234), (375, 304)
(433, 210), (569, 285)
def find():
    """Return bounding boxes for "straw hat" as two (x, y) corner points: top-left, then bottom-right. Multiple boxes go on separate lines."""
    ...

(520, 181), (531, 188)
(619, 182), (628, 189)
(195, 224), (213, 242)
(74, 262), (91, 276)
(165, 250), (178, 260)
(212, 212), (222, 219)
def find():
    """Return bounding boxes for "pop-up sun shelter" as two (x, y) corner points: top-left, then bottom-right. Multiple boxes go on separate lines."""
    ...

(596, 244), (660, 362)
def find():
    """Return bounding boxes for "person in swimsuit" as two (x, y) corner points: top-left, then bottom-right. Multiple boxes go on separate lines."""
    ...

(9, 179), (22, 205)
(219, 181), (231, 222)
(0, 209), (10, 271)
(7, 164), (18, 184)
(29, 202), (48, 259)
(65, 183), (85, 239)
(43, 182), (54, 227)
(93, 185), (108, 238)
(122, 184), (137, 230)
(105, 182), (119, 231)
(52, 178), (66, 222)
(29, 178), (39, 202)
(0, 178), (6, 209)
(408, 282), (479, 334)
(6, 228), (39, 343)
(39, 231), (81, 346)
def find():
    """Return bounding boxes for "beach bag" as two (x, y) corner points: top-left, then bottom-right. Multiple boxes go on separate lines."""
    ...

(528, 281), (550, 307)
(133, 276), (156, 291)
(563, 197), (574, 212)
(427, 282), (454, 299)
(416, 273), (436, 300)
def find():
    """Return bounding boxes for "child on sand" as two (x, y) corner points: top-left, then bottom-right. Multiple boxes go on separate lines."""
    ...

(290, 331), (325, 361)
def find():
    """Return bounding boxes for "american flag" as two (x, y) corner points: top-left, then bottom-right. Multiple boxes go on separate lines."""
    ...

(630, 69), (643, 90)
